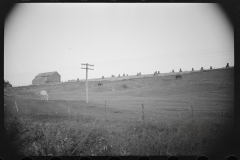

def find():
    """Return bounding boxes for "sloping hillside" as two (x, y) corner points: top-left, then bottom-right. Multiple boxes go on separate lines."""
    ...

(10, 68), (234, 102)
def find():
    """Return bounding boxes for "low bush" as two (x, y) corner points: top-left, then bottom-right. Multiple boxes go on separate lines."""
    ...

(122, 84), (128, 89)
(4, 110), (232, 156)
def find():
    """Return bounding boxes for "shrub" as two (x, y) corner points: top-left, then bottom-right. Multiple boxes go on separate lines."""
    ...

(4, 80), (12, 88)
(102, 76), (104, 79)
(122, 84), (128, 89)
(153, 71), (157, 76)
(179, 68), (182, 72)
(226, 63), (229, 68)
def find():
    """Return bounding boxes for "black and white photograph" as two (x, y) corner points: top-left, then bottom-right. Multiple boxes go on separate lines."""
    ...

(3, 2), (237, 157)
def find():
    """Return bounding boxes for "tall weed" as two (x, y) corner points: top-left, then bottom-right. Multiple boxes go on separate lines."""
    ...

(4, 110), (233, 156)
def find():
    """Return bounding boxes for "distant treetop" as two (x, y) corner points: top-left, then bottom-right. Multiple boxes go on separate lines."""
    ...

(226, 63), (229, 68)
(4, 80), (12, 88)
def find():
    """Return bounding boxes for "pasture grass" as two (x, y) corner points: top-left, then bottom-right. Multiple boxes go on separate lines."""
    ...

(4, 97), (234, 157)
(4, 68), (234, 157)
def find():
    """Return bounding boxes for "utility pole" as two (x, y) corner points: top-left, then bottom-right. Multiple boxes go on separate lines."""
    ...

(81, 63), (94, 103)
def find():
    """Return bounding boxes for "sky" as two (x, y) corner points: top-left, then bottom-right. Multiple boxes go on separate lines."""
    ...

(4, 3), (234, 86)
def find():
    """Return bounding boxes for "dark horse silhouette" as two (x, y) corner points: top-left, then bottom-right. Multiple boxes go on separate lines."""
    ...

(176, 75), (182, 80)
(98, 83), (103, 87)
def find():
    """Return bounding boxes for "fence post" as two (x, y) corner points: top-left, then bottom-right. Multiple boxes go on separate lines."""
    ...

(84, 103), (86, 116)
(15, 101), (18, 113)
(191, 103), (194, 121)
(178, 111), (181, 119)
(105, 100), (107, 120)
(67, 101), (70, 114)
(191, 102), (194, 138)
(142, 104), (145, 121)
(142, 103), (146, 139)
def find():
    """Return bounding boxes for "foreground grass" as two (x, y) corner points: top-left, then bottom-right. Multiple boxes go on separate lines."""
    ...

(4, 105), (234, 157)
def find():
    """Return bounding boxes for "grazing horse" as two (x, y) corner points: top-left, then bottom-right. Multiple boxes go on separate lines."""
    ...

(40, 90), (48, 101)
(98, 83), (103, 87)
(175, 75), (182, 80)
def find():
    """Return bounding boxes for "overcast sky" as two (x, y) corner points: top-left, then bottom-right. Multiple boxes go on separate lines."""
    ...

(4, 3), (234, 86)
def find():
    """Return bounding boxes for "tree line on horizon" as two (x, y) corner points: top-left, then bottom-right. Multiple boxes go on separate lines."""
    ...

(4, 79), (12, 88)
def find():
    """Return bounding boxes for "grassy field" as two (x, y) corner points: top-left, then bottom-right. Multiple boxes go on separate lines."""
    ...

(3, 68), (235, 156)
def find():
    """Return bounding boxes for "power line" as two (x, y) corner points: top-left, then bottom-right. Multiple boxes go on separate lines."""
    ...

(81, 63), (94, 103)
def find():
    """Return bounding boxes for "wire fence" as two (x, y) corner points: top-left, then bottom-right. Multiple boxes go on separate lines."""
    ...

(5, 90), (233, 131)
(5, 72), (233, 126)
(60, 98), (230, 124)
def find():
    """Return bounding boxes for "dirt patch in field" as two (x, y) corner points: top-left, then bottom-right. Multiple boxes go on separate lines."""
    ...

(164, 108), (190, 111)
(88, 106), (97, 108)
(113, 111), (122, 113)
(91, 80), (144, 93)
